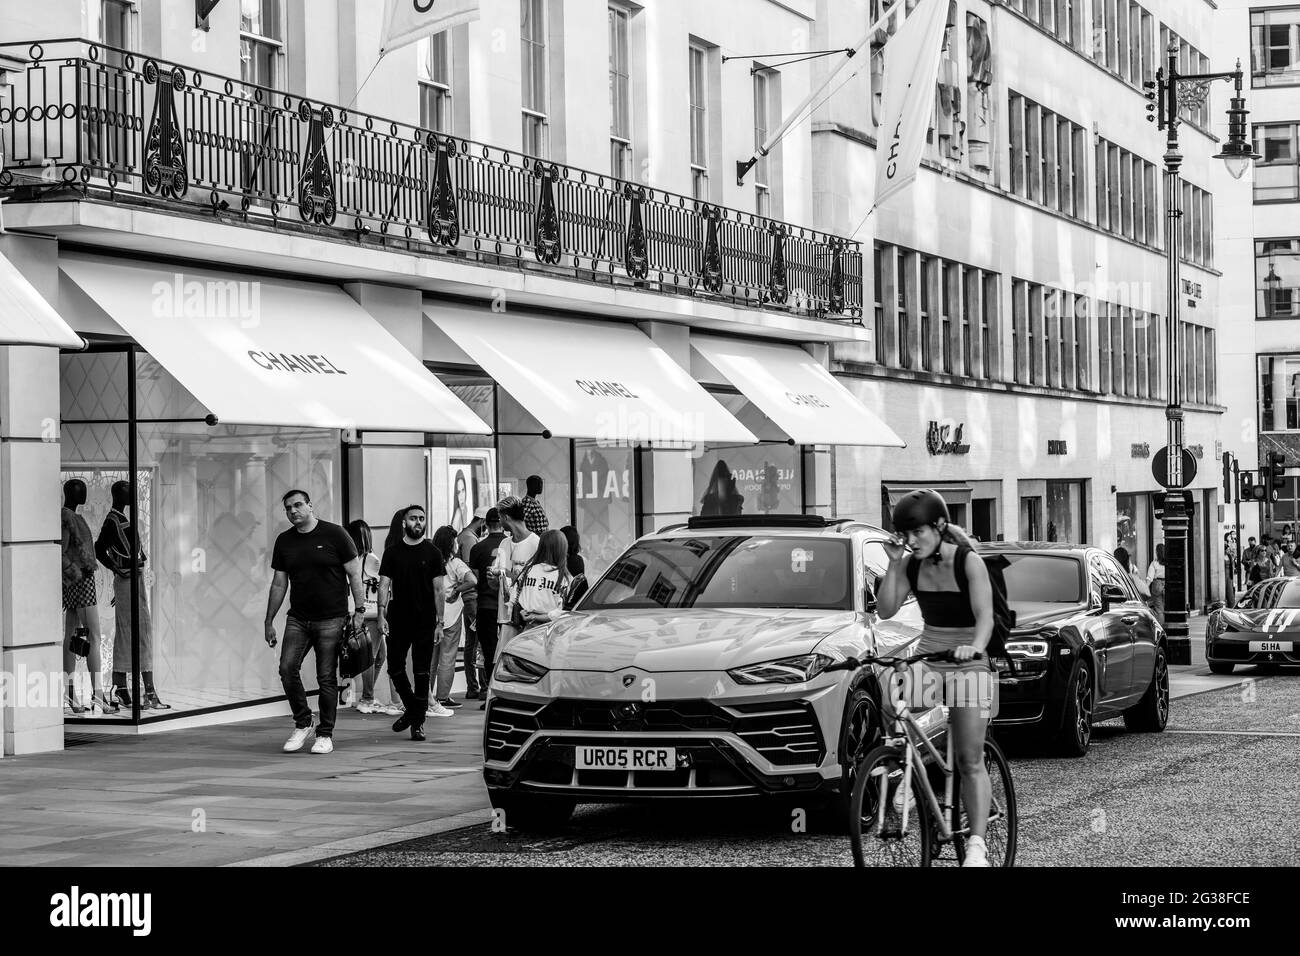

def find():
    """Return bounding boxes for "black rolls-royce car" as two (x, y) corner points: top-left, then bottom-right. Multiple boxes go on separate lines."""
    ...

(976, 543), (1170, 757)
(1207, 577), (1300, 674)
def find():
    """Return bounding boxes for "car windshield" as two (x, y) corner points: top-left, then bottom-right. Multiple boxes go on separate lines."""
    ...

(580, 535), (853, 611)
(994, 553), (1083, 604)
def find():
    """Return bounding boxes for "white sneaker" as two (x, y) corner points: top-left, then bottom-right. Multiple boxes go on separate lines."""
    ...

(356, 699), (379, 714)
(962, 835), (990, 867)
(310, 736), (334, 754)
(283, 726), (313, 752)
(891, 781), (917, 816)
(425, 701), (454, 718)
(380, 702), (403, 716)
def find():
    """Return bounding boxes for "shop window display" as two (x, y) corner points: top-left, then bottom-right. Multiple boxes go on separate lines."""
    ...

(60, 350), (341, 721)
(1045, 480), (1085, 544)
(574, 440), (636, 580)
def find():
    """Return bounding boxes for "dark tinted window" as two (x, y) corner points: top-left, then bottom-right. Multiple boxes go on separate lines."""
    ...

(582, 536), (853, 611)
(997, 554), (1084, 603)
(1264, 581), (1300, 608)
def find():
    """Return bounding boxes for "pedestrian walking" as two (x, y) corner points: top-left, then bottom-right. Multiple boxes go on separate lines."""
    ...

(378, 504), (449, 740)
(265, 489), (365, 754)
(456, 506), (487, 697)
(560, 524), (590, 608)
(493, 496), (540, 645)
(346, 520), (401, 716)
(469, 508), (507, 710)
(523, 475), (549, 535)
(1248, 551), (1272, 586)
(509, 529), (573, 628)
(1114, 546), (1150, 604)
(1146, 544), (1166, 624)
(1282, 543), (1300, 578)
(432, 525), (478, 709)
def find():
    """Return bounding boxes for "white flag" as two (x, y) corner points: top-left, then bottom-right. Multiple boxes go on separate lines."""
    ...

(873, 0), (950, 209)
(379, 0), (482, 57)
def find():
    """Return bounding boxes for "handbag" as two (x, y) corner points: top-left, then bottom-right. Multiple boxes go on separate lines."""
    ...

(338, 620), (375, 680)
(69, 626), (91, 659)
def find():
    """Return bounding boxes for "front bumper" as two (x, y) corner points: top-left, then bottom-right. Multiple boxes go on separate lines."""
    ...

(483, 670), (847, 800)
(990, 653), (1072, 730)
(1206, 632), (1300, 666)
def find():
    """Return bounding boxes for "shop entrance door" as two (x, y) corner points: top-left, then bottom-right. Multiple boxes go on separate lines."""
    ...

(972, 499), (995, 542)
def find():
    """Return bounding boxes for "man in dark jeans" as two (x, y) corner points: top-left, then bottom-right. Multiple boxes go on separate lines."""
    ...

(468, 508), (508, 711)
(379, 504), (446, 740)
(265, 489), (365, 755)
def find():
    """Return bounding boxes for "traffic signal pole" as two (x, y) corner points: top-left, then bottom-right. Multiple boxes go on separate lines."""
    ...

(1233, 459), (1242, 588)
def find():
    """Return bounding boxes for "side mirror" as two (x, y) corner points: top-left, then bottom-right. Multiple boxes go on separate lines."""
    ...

(1101, 584), (1126, 609)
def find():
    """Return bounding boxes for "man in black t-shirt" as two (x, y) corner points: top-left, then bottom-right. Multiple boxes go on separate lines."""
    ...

(266, 489), (364, 755)
(468, 508), (508, 710)
(379, 504), (446, 740)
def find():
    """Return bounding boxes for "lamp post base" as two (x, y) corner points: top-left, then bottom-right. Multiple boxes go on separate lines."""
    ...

(1165, 635), (1192, 666)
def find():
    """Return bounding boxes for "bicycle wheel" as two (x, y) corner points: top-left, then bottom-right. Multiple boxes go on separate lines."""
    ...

(952, 739), (1018, 867)
(849, 745), (932, 868)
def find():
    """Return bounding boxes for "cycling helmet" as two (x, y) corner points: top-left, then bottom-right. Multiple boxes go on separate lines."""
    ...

(891, 489), (950, 533)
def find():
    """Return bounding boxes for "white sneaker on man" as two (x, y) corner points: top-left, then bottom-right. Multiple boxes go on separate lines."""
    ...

(283, 726), (313, 752)
(310, 736), (334, 754)
(356, 699), (379, 714)
(962, 834), (990, 867)
(425, 701), (454, 718)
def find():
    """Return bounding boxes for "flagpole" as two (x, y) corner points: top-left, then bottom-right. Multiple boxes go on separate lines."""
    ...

(736, 1), (905, 185)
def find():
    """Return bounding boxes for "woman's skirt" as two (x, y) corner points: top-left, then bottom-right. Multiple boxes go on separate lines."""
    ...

(62, 574), (97, 612)
(909, 625), (999, 717)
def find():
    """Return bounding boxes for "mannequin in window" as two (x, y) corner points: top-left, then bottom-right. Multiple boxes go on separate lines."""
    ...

(700, 460), (744, 516)
(61, 479), (117, 714)
(95, 479), (169, 710)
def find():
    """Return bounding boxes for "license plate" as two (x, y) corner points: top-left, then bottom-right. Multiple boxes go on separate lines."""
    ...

(575, 746), (676, 771)
(1249, 641), (1293, 653)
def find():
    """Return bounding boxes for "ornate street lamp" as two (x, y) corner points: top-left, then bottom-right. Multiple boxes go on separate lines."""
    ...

(1143, 44), (1261, 665)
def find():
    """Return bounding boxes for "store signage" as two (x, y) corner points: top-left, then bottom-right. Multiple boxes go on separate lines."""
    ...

(925, 421), (970, 456)
(576, 380), (640, 399)
(1047, 440), (1068, 455)
(785, 392), (831, 408)
(247, 351), (349, 374)
(1131, 443), (1151, 458)
(1187, 444), (1205, 459)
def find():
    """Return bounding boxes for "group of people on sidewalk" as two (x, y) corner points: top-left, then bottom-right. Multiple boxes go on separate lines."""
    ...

(263, 477), (588, 754)
(1234, 529), (1300, 588)
(1113, 544), (1167, 623)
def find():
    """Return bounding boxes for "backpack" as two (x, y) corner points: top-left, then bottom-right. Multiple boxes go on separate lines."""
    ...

(907, 545), (1014, 658)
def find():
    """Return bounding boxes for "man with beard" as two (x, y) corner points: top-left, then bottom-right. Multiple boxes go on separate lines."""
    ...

(379, 505), (448, 740)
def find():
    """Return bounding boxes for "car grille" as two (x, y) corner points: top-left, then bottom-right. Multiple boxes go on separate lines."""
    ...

(487, 697), (824, 769)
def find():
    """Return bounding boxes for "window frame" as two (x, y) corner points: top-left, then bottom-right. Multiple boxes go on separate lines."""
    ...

(521, 0), (550, 158)
(239, 0), (285, 91)
(1252, 6), (1300, 88)
(609, 3), (634, 181)
(418, 32), (454, 135)
(689, 41), (710, 200)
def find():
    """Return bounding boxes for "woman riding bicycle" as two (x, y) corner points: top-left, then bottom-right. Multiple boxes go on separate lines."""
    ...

(876, 489), (998, 868)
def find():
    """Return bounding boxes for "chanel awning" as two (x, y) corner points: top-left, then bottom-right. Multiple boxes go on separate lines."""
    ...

(59, 254), (489, 434)
(427, 307), (755, 444)
(690, 335), (904, 446)
(0, 249), (83, 348)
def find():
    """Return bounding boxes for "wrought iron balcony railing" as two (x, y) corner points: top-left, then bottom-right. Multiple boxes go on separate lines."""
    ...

(0, 39), (862, 320)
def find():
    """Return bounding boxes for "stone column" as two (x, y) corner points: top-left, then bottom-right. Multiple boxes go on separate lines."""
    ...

(0, 234), (66, 755)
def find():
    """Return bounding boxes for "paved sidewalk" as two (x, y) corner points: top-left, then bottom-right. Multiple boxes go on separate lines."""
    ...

(0, 704), (493, 867)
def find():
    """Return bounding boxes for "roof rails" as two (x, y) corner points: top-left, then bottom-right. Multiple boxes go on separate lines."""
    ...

(684, 514), (835, 530)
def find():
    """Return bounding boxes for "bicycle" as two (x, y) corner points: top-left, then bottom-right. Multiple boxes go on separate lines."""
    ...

(825, 650), (1018, 867)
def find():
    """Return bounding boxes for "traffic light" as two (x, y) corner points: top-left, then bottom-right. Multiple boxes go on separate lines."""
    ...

(1268, 451), (1287, 499)
(1239, 470), (1256, 501)
(1144, 80), (1158, 124)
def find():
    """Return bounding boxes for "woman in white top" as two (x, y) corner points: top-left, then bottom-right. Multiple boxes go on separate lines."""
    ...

(433, 525), (477, 708)
(346, 520), (401, 715)
(512, 530), (573, 628)
(1146, 543), (1166, 624)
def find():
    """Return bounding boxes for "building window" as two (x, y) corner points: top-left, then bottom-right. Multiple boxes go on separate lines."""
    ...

(982, 273), (996, 380)
(1008, 91), (1084, 218)
(754, 70), (773, 217)
(521, 0), (549, 157)
(874, 245), (886, 365)
(959, 265), (972, 376)
(609, 4), (633, 180)
(92, 0), (136, 49)
(1255, 122), (1300, 203)
(898, 251), (912, 370)
(919, 255), (933, 372)
(689, 42), (709, 200)
(1098, 304), (1112, 394)
(239, 0), (283, 90)
(1074, 296), (1089, 390)
(1253, 7), (1300, 87)
(418, 33), (453, 134)
(1258, 238), (1300, 319)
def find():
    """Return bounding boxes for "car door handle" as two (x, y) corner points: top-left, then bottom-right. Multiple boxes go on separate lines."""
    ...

(1120, 616), (1138, 626)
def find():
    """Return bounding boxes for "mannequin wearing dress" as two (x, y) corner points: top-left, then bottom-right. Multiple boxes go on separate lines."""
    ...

(61, 480), (116, 713)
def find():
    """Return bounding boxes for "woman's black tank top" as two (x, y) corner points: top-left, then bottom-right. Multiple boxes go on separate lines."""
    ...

(905, 547), (977, 628)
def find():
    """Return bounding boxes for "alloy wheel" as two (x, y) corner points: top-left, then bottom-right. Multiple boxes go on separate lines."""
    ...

(1155, 655), (1170, 726)
(1075, 670), (1093, 749)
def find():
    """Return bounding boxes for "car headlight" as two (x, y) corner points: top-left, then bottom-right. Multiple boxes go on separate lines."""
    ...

(495, 652), (549, 684)
(728, 653), (834, 685)
(1005, 639), (1050, 659)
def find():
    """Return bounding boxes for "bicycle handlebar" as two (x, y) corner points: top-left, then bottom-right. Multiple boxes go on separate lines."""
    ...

(822, 649), (985, 673)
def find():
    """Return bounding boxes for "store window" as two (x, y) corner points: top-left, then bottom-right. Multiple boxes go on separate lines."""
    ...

(574, 441), (636, 580)
(1019, 496), (1042, 541)
(1257, 238), (1300, 319)
(693, 444), (802, 520)
(1046, 480), (1086, 543)
(1116, 492), (1151, 575)
(60, 350), (340, 721)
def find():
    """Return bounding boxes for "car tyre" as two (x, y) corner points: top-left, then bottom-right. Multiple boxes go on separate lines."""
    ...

(1207, 660), (1235, 675)
(488, 790), (575, 833)
(824, 688), (880, 833)
(1122, 645), (1170, 733)
(1053, 658), (1093, 758)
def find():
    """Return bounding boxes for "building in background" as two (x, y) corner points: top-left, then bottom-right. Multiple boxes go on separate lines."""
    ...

(810, 0), (1233, 603)
(1212, 0), (1300, 548)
